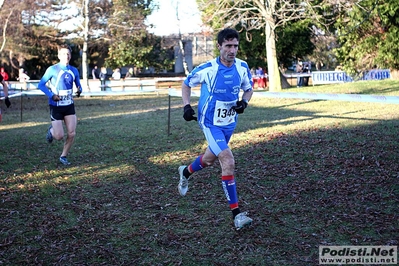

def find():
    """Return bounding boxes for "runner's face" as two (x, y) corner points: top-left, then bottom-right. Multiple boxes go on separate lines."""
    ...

(218, 38), (239, 66)
(58, 48), (71, 65)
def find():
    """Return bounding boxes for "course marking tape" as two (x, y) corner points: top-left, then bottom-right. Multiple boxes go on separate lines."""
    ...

(3, 89), (399, 105)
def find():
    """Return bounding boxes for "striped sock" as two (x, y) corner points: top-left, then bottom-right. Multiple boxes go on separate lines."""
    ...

(221, 175), (239, 210)
(185, 155), (205, 177)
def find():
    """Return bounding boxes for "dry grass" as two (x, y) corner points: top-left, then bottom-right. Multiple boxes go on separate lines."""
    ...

(1, 80), (398, 265)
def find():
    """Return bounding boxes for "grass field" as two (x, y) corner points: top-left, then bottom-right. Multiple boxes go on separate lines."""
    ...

(1, 80), (398, 265)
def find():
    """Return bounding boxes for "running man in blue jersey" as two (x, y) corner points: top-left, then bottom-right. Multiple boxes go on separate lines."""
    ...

(178, 28), (254, 230)
(38, 44), (82, 165)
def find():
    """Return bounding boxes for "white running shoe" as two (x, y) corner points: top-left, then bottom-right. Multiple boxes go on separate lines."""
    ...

(234, 212), (253, 230)
(178, 165), (189, 196)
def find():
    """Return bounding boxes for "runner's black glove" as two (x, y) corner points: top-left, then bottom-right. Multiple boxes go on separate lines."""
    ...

(52, 94), (60, 101)
(183, 104), (197, 121)
(234, 99), (248, 114)
(75, 89), (82, 98)
(5, 97), (11, 108)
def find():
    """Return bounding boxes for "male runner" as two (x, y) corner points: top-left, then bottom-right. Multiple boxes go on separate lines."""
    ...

(178, 28), (254, 230)
(38, 44), (82, 165)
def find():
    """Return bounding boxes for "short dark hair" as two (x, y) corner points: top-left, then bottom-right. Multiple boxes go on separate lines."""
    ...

(58, 44), (71, 52)
(217, 28), (239, 45)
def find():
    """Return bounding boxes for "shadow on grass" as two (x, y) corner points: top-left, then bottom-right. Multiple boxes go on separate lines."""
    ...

(1, 94), (398, 265)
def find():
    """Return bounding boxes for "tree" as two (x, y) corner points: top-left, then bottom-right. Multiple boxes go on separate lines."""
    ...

(79, 0), (90, 92)
(334, 0), (399, 76)
(105, 0), (166, 71)
(197, 0), (326, 91)
(0, 0), (71, 79)
(307, 26), (338, 71)
(107, 33), (174, 72)
(235, 21), (315, 72)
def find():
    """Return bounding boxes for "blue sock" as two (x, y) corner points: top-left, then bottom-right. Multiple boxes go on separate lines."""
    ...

(222, 175), (238, 209)
(188, 155), (204, 173)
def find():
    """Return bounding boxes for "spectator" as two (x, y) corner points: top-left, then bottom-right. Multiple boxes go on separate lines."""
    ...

(125, 67), (134, 78)
(112, 68), (121, 80)
(18, 68), (30, 83)
(303, 62), (310, 86)
(255, 66), (265, 89)
(316, 61), (322, 71)
(250, 67), (257, 89)
(99, 67), (107, 91)
(1, 67), (9, 82)
(263, 69), (268, 89)
(92, 65), (99, 79)
(296, 62), (303, 87)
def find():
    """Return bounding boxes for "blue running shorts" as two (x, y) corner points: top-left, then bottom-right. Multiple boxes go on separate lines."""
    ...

(203, 125), (235, 156)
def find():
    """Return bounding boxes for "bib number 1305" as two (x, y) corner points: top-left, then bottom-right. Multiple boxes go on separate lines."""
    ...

(213, 100), (236, 126)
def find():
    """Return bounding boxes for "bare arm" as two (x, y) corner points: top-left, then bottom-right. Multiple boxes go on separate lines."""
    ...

(182, 82), (191, 106)
(242, 89), (253, 103)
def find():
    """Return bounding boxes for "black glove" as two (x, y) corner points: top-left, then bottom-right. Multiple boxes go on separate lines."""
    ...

(75, 90), (82, 98)
(234, 99), (248, 114)
(5, 97), (11, 108)
(183, 104), (197, 121)
(52, 94), (60, 101)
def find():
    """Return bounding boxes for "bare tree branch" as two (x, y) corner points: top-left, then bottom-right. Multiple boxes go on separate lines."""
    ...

(197, 0), (333, 91)
(0, 7), (14, 52)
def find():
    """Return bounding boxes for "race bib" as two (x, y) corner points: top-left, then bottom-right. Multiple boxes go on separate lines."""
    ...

(213, 100), (237, 126)
(58, 89), (73, 106)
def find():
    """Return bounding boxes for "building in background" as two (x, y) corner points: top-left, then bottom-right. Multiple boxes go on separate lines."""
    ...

(164, 33), (214, 74)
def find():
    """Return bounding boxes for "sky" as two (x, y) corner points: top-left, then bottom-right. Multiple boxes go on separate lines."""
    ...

(145, 0), (203, 36)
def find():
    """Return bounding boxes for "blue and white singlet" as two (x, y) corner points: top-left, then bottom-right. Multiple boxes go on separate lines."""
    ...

(184, 57), (253, 130)
(38, 63), (82, 106)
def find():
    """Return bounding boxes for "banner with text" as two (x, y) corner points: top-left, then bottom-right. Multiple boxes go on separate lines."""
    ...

(312, 70), (390, 85)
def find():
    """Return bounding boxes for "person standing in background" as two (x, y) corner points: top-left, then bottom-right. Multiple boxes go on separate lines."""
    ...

(18, 68), (30, 82)
(125, 67), (134, 78)
(303, 62), (311, 86)
(92, 65), (99, 79)
(250, 67), (257, 89)
(1, 67), (9, 83)
(99, 67), (107, 91)
(255, 66), (265, 89)
(296, 62), (303, 87)
(112, 68), (121, 80)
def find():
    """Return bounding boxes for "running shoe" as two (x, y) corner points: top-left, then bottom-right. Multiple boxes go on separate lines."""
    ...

(46, 125), (53, 143)
(234, 212), (253, 230)
(59, 156), (71, 165)
(178, 165), (188, 196)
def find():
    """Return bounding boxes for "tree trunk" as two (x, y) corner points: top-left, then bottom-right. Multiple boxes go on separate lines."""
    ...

(265, 19), (282, 91)
(179, 39), (189, 75)
(391, 69), (399, 80)
(81, 0), (90, 92)
(280, 69), (291, 89)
